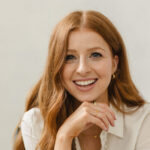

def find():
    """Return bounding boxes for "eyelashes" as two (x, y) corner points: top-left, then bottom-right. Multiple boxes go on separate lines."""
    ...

(65, 52), (102, 61)
(91, 52), (102, 58)
(65, 55), (75, 61)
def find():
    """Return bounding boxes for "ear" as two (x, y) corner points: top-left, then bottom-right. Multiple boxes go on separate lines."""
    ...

(112, 55), (119, 74)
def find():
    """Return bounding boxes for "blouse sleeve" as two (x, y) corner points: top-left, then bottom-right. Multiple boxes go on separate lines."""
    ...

(135, 113), (150, 150)
(21, 108), (43, 150)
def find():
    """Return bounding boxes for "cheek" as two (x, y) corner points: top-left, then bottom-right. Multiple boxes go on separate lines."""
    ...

(93, 60), (113, 77)
(62, 65), (73, 83)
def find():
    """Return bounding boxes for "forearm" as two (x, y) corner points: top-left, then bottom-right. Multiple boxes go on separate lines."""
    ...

(54, 133), (73, 150)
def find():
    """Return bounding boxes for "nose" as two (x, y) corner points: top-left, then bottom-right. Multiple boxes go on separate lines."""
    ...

(76, 57), (91, 76)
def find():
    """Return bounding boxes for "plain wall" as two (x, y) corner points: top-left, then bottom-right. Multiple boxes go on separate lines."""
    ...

(0, 0), (150, 149)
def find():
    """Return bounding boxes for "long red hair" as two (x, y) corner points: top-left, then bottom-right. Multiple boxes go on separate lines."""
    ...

(13, 10), (146, 150)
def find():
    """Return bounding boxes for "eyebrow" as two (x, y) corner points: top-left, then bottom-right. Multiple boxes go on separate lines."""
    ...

(67, 47), (105, 52)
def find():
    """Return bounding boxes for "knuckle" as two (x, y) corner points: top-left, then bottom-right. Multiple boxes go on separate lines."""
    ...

(82, 102), (89, 107)
(100, 113), (105, 119)
(83, 107), (89, 113)
(102, 109), (107, 113)
(103, 104), (108, 109)
(83, 111), (89, 119)
(82, 108), (89, 117)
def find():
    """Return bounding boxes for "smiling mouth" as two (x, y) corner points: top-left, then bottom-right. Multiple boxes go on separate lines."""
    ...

(73, 78), (98, 87)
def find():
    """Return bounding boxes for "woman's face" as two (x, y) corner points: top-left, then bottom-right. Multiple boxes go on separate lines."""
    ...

(62, 28), (118, 104)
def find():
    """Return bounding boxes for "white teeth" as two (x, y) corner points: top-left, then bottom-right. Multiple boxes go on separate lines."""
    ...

(75, 79), (96, 86)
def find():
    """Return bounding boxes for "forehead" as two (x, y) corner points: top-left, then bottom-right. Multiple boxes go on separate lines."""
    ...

(67, 28), (111, 53)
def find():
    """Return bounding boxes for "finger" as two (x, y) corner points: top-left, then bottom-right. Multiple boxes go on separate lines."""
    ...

(102, 110), (115, 126)
(99, 113), (110, 129)
(89, 102), (116, 120)
(88, 103), (116, 126)
(88, 108), (110, 129)
(97, 103), (116, 120)
(95, 106), (115, 126)
(87, 114), (108, 131)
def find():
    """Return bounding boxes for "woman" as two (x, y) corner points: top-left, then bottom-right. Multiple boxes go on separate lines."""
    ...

(13, 10), (150, 150)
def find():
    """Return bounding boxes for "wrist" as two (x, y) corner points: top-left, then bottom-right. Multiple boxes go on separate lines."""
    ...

(54, 131), (73, 150)
(56, 130), (74, 142)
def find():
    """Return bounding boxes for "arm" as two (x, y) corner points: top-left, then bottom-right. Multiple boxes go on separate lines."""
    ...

(135, 113), (150, 150)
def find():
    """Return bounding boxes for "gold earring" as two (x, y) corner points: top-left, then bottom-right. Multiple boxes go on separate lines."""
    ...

(93, 100), (97, 105)
(112, 73), (116, 79)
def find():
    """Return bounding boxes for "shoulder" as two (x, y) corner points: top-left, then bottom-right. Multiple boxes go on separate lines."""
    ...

(21, 107), (44, 139)
(124, 102), (150, 115)
(134, 102), (150, 118)
(124, 102), (150, 127)
(138, 102), (150, 122)
(22, 107), (43, 124)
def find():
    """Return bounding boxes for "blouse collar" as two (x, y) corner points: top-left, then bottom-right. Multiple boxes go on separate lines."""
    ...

(107, 103), (124, 138)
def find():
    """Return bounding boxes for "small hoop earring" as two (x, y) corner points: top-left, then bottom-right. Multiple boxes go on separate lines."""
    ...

(112, 73), (116, 79)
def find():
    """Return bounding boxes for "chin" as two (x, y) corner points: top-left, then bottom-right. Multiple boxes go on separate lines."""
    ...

(75, 96), (96, 103)
(79, 99), (93, 103)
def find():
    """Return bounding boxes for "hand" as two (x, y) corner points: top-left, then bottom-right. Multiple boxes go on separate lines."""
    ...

(57, 101), (116, 140)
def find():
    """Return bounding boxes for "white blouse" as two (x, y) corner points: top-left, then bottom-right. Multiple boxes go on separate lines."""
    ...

(21, 102), (150, 150)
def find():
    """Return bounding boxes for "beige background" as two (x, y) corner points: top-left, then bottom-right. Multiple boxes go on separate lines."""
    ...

(0, 0), (150, 149)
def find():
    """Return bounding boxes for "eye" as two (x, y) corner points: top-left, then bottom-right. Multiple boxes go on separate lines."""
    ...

(65, 54), (76, 61)
(91, 52), (102, 58)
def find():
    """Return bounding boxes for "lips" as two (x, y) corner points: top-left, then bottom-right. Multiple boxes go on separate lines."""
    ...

(73, 78), (98, 92)
(73, 78), (98, 82)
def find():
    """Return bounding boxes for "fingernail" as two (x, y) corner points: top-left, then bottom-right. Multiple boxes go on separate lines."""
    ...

(104, 127), (107, 131)
(112, 122), (115, 126)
